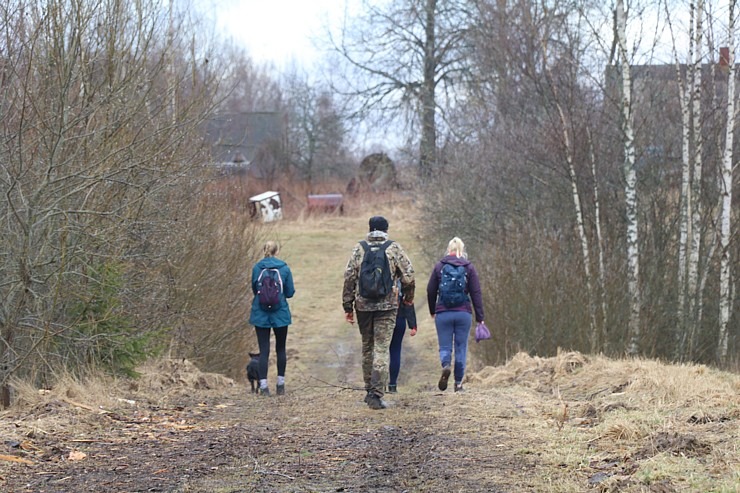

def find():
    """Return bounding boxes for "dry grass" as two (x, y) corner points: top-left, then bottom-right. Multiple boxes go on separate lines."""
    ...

(466, 350), (740, 491)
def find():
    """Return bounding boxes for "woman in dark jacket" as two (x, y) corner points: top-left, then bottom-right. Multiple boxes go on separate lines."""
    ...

(427, 237), (484, 393)
(249, 241), (295, 396)
(387, 283), (418, 393)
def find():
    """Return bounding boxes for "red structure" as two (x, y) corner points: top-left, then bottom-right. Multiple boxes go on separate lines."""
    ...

(306, 194), (344, 215)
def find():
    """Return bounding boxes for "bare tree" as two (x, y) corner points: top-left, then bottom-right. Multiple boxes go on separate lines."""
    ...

(328, 0), (472, 180)
(214, 42), (284, 113)
(283, 71), (352, 187)
(0, 0), (224, 406)
(536, 25), (602, 352)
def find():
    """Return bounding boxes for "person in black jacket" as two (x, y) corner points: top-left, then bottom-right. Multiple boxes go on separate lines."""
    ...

(387, 285), (417, 393)
(427, 237), (484, 393)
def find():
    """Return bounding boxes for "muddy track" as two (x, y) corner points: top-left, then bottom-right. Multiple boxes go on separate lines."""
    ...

(1, 382), (532, 492)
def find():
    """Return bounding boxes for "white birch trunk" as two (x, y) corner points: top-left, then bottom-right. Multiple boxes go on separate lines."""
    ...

(588, 128), (608, 351)
(616, 0), (640, 356)
(718, 2), (736, 363)
(557, 104), (598, 352)
(686, 0), (705, 359)
(540, 37), (598, 352)
(664, 0), (694, 359)
(672, 1), (694, 359)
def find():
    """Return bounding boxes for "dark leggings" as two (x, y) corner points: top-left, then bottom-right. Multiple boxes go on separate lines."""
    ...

(255, 326), (288, 379)
(389, 313), (407, 386)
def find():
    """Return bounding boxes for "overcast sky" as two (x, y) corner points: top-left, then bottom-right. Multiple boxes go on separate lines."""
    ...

(213, 0), (358, 69)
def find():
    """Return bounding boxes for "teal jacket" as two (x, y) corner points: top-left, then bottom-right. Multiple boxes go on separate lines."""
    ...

(248, 257), (295, 328)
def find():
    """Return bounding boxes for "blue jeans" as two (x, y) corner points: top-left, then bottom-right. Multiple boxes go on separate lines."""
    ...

(435, 310), (472, 384)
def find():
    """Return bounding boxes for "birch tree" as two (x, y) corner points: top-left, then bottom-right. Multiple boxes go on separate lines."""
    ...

(616, 0), (641, 355)
(667, 0), (695, 358)
(540, 40), (600, 353)
(686, 0), (706, 358)
(588, 129), (609, 350)
(666, 0), (708, 360)
(718, 0), (737, 363)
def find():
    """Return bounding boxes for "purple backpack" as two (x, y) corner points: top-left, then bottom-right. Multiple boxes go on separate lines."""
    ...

(257, 268), (283, 311)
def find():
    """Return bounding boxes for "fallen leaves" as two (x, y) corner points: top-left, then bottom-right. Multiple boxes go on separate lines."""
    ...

(68, 450), (87, 462)
(0, 454), (33, 465)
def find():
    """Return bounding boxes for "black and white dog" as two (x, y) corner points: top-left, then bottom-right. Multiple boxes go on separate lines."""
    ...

(246, 353), (260, 393)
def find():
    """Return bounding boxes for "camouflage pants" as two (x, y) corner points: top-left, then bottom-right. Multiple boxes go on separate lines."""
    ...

(356, 309), (397, 396)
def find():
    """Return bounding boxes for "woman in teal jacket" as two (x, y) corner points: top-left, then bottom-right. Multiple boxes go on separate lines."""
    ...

(249, 241), (295, 396)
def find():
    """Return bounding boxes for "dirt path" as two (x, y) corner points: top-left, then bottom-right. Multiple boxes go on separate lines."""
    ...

(276, 204), (440, 391)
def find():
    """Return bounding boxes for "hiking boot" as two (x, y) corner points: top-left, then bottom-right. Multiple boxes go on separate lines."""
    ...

(454, 383), (465, 393)
(386, 384), (397, 393)
(365, 391), (387, 410)
(276, 384), (285, 396)
(259, 387), (270, 396)
(438, 366), (451, 391)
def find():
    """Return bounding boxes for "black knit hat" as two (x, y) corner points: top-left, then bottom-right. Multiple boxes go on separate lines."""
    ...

(369, 215), (389, 232)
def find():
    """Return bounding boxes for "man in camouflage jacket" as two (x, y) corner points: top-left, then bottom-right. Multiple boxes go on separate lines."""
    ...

(343, 216), (415, 409)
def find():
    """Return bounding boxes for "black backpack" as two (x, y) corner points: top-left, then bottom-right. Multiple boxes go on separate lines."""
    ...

(256, 268), (283, 311)
(438, 262), (468, 307)
(358, 240), (393, 300)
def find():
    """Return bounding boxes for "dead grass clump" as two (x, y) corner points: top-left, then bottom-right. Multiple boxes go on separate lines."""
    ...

(52, 373), (120, 404)
(5, 378), (46, 411)
(595, 475), (636, 493)
(465, 363), (518, 386)
(622, 359), (739, 409)
(469, 351), (588, 391)
(136, 358), (235, 393)
(553, 349), (589, 376)
(601, 421), (648, 441)
(484, 351), (552, 388)
(472, 352), (740, 413)
(7, 372), (122, 412)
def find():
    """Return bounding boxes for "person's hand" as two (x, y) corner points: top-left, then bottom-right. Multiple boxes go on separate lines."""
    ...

(345, 311), (355, 324)
(403, 297), (414, 306)
(410, 327), (417, 336)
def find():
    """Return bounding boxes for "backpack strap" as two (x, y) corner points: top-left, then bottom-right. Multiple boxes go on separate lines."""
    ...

(360, 240), (391, 253)
(273, 269), (283, 289)
(257, 268), (283, 289)
(440, 261), (468, 284)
